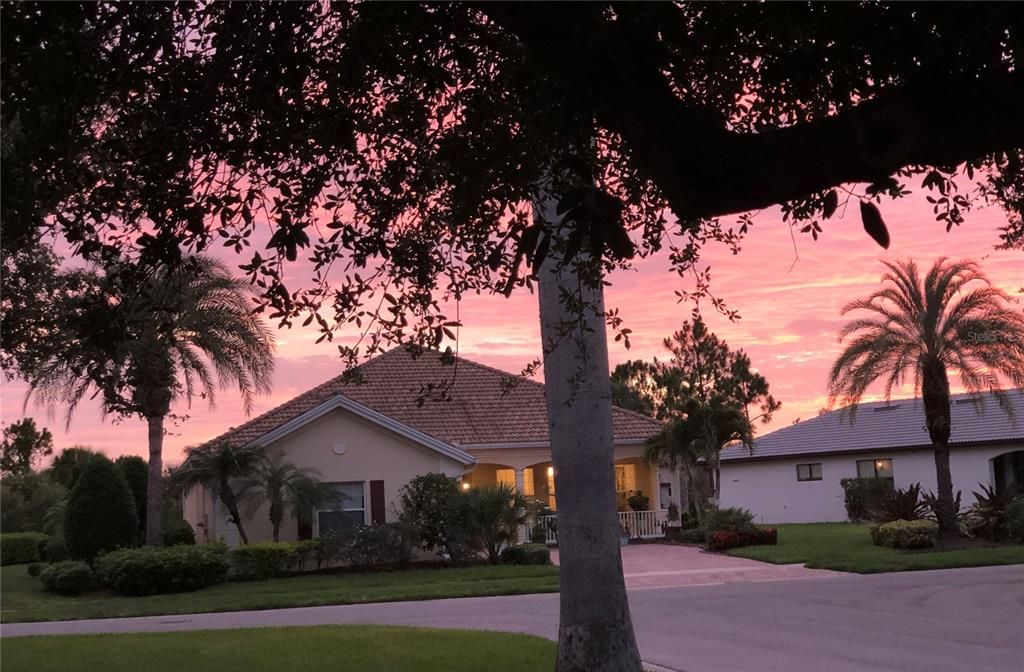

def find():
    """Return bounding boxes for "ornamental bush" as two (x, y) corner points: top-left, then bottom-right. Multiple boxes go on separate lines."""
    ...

(399, 473), (473, 562)
(1007, 498), (1024, 543)
(40, 560), (94, 595)
(841, 478), (894, 522)
(706, 527), (778, 553)
(27, 562), (43, 577)
(499, 543), (552, 565)
(869, 519), (938, 549)
(42, 536), (68, 562)
(676, 528), (706, 544)
(64, 455), (138, 561)
(96, 544), (229, 596)
(162, 518), (196, 546)
(0, 531), (49, 565)
(702, 507), (759, 543)
(229, 542), (298, 579)
(348, 523), (417, 569)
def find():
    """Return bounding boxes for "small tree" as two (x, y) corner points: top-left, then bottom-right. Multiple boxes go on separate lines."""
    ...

(238, 453), (339, 542)
(399, 473), (473, 563)
(64, 455), (138, 561)
(46, 447), (97, 490)
(115, 455), (149, 541)
(464, 484), (530, 564)
(0, 418), (53, 475)
(170, 443), (263, 544)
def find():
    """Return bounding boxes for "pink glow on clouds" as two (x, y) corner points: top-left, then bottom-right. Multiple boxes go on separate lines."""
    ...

(2, 192), (1020, 466)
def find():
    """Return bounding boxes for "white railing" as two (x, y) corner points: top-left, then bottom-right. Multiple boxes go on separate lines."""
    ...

(618, 510), (664, 539)
(519, 511), (665, 546)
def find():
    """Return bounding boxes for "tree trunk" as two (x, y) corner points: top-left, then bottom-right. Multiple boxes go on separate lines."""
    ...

(220, 478), (249, 545)
(932, 442), (958, 534)
(145, 415), (165, 546)
(535, 192), (644, 672)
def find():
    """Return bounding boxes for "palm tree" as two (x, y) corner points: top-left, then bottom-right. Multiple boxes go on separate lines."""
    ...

(463, 483), (531, 564)
(27, 256), (274, 545)
(644, 397), (752, 522)
(238, 452), (339, 541)
(829, 258), (1024, 533)
(170, 443), (265, 544)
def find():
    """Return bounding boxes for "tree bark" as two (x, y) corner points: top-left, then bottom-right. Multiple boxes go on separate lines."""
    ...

(535, 191), (644, 672)
(932, 442), (958, 534)
(220, 477), (249, 545)
(145, 415), (165, 545)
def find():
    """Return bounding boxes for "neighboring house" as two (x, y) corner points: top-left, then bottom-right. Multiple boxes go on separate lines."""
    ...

(719, 390), (1024, 524)
(184, 347), (669, 546)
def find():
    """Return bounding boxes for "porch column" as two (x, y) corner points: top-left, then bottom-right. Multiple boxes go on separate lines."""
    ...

(649, 463), (661, 509)
(515, 468), (527, 543)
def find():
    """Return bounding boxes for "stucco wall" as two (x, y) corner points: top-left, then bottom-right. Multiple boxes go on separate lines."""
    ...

(720, 443), (1023, 524)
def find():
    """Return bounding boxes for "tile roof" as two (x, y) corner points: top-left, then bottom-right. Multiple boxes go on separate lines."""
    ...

(203, 347), (664, 449)
(721, 389), (1024, 462)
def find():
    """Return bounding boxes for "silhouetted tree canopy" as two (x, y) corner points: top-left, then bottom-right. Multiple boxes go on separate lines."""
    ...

(3, 2), (1022, 367)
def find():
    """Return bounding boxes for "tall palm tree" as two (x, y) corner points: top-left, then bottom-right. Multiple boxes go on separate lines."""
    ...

(238, 452), (338, 541)
(170, 443), (265, 544)
(829, 258), (1024, 533)
(27, 256), (274, 545)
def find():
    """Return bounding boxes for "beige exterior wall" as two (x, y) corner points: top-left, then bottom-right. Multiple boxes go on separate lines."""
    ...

(184, 412), (674, 545)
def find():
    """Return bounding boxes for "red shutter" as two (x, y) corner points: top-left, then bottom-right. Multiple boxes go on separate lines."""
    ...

(370, 480), (386, 525)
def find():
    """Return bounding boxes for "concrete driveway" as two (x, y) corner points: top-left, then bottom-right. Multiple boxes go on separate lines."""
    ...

(5, 564), (1022, 671)
(553, 543), (840, 588)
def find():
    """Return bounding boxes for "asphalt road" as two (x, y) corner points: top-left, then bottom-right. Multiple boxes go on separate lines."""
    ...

(3, 564), (1022, 672)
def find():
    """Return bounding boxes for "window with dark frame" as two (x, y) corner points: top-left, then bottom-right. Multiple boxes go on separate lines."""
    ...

(856, 458), (893, 480)
(796, 463), (823, 481)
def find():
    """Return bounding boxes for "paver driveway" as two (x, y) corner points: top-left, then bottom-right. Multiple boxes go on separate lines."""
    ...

(551, 543), (840, 588)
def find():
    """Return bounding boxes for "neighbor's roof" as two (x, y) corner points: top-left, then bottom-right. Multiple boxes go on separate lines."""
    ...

(721, 389), (1024, 463)
(203, 347), (663, 449)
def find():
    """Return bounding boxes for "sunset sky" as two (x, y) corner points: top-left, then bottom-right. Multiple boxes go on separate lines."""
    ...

(2, 192), (1020, 465)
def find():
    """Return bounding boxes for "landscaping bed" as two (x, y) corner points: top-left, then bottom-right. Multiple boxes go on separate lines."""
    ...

(726, 523), (1024, 573)
(0, 562), (559, 623)
(1, 625), (556, 672)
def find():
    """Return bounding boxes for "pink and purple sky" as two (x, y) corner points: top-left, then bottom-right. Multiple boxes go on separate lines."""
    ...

(2, 193), (1020, 466)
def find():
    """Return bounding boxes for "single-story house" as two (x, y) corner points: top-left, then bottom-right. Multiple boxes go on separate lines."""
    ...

(184, 347), (669, 546)
(719, 390), (1024, 524)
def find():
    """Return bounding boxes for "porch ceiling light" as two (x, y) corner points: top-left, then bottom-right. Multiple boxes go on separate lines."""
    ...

(461, 482), (471, 491)
(547, 466), (555, 477)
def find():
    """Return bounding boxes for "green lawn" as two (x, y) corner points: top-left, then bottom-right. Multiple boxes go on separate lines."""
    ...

(727, 523), (1024, 573)
(1, 625), (556, 672)
(0, 563), (559, 624)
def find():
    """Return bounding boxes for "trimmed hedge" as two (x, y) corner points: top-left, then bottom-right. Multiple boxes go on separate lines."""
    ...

(27, 562), (43, 577)
(162, 519), (196, 546)
(43, 536), (68, 562)
(870, 519), (938, 549)
(40, 560), (94, 595)
(1006, 498), (1024, 543)
(707, 527), (778, 552)
(0, 532), (49, 565)
(500, 544), (552, 565)
(676, 528), (706, 544)
(348, 523), (416, 568)
(96, 544), (230, 596)
(229, 542), (298, 579)
(841, 478), (894, 522)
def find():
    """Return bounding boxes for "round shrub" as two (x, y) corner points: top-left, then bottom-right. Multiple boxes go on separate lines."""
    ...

(162, 519), (196, 546)
(64, 455), (139, 561)
(95, 544), (229, 596)
(348, 523), (417, 569)
(1006, 497), (1024, 543)
(0, 532), (49, 565)
(27, 562), (43, 577)
(676, 528), (706, 544)
(40, 560), (93, 595)
(499, 543), (551, 565)
(43, 536), (68, 562)
(870, 519), (938, 549)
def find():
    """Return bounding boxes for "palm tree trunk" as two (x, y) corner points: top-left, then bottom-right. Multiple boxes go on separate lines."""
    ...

(933, 442), (958, 534)
(220, 478), (249, 545)
(536, 194), (643, 672)
(145, 415), (165, 545)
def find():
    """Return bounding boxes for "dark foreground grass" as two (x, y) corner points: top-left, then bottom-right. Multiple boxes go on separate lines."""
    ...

(1, 625), (557, 672)
(0, 563), (559, 623)
(727, 523), (1024, 573)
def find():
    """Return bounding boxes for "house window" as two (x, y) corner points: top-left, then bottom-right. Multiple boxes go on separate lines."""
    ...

(317, 481), (365, 537)
(615, 464), (637, 493)
(523, 468), (535, 497)
(496, 468), (515, 489)
(796, 463), (823, 482)
(856, 459), (893, 480)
